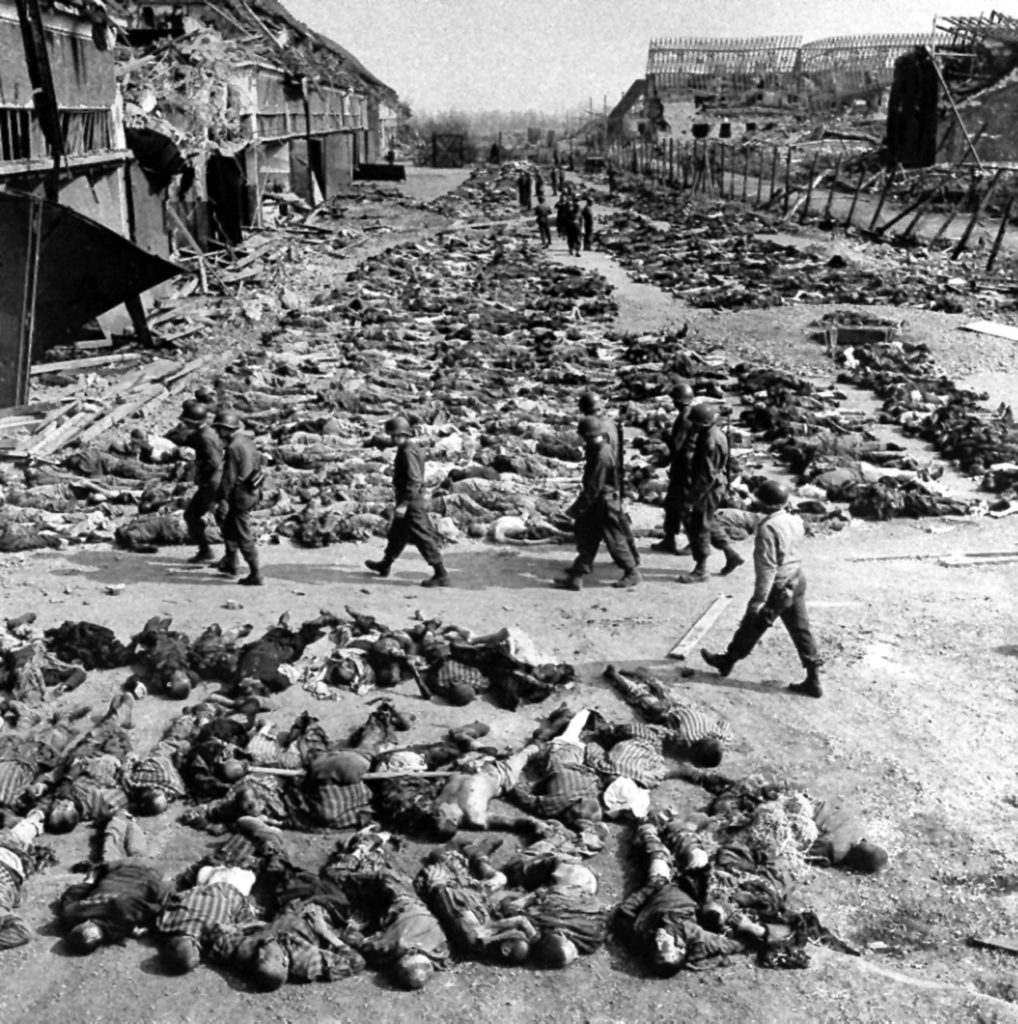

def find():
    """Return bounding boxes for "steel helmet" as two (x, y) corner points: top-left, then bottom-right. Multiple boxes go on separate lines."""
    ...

(213, 410), (241, 431)
(577, 415), (604, 439)
(670, 382), (695, 404)
(180, 400), (208, 422)
(385, 415), (412, 436)
(756, 480), (790, 508)
(577, 391), (600, 414)
(688, 403), (717, 426)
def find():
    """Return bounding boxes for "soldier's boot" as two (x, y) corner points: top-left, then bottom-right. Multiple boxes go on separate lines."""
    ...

(238, 552), (264, 587)
(650, 534), (679, 554)
(612, 569), (641, 589)
(553, 572), (582, 591)
(421, 562), (450, 588)
(701, 648), (734, 678)
(365, 558), (392, 578)
(678, 561), (709, 584)
(216, 552), (238, 577)
(788, 663), (823, 699)
(187, 545), (214, 565)
(719, 545), (745, 576)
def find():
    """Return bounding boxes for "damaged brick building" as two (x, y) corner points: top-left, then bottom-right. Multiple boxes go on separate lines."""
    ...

(0, 0), (400, 403)
(640, 32), (931, 144)
(115, 0), (402, 250)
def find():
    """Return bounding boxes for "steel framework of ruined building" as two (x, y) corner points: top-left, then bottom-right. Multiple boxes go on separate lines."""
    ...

(646, 31), (937, 105)
(646, 36), (802, 94)
(936, 10), (1018, 98)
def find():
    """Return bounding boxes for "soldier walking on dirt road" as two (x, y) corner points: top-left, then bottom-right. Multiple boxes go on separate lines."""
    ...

(701, 480), (823, 698)
(677, 404), (728, 584)
(214, 411), (265, 587)
(554, 416), (640, 591)
(177, 400), (224, 566)
(366, 415), (450, 588)
(652, 382), (695, 557)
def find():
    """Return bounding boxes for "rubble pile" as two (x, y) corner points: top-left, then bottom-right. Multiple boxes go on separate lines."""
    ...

(0, 608), (877, 987)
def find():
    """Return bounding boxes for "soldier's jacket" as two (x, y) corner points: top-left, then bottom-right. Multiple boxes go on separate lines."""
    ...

(685, 425), (728, 507)
(219, 433), (263, 505)
(184, 425), (223, 489)
(392, 442), (426, 504)
(571, 439), (622, 519)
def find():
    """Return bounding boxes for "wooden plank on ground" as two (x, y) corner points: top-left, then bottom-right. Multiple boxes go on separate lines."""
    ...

(960, 321), (1018, 342)
(26, 409), (100, 457)
(666, 593), (734, 660)
(75, 384), (167, 446)
(0, 400), (64, 420)
(29, 353), (143, 375)
(31, 399), (80, 434)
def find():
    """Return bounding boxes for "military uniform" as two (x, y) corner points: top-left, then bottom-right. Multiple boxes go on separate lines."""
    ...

(182, 424), (224, 558)
(682, 424), (728, 576)
(563, 437), (638, 585)
(661, 409), (694, 547)
(383, 441), (443, 568)
(218, 432), (263, 578)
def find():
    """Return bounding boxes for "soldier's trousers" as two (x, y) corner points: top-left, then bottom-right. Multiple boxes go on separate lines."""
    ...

(184, 484), (221, 549)
(222, 495), (258, 561)
(570, 506), (637, 576)
(383, 502), (442, 566)
(661, 478), (687, 539)
(685, 492), (724, 564)
(724, 571), (820, 668)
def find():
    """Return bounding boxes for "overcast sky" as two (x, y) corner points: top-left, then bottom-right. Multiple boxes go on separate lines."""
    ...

(284, 0), (1000, 113)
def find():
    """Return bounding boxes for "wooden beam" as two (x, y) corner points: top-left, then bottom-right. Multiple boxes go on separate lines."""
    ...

(75, 384), (167, 447)
(667, 594), (734, 660)
(29, 353), (142, 375)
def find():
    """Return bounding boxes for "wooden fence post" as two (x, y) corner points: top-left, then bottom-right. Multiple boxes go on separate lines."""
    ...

(768, 146), (779, 206)
(952, 167), (1004, 258)
(867, 168), (897, 232)
(823, 154), (842, 222)
(931, 172), (977, 245)
(799, 151), (821, 222)
(846, 166), (866, 226)
(985, 196), (1014, 273)
(782, 147), (793, 215)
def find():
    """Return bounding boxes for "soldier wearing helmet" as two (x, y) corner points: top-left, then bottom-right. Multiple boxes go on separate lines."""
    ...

(214, 410), (264, 586)
(652, 382), (696, 556)
(577, 390), (640, 567)
(553, 416), (640, 591)
(701, 479), (823, 698)
(177, 399), (224, 566)
(677, 402), (729, 584)
(365, 414), (449, 587)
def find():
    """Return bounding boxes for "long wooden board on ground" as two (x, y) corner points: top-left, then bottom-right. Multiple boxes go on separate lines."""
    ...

(960, 321), (1018, 342)
(666, 593), (735, 660)
(29, 352), (143, 375)
(75, 384), (167, 447)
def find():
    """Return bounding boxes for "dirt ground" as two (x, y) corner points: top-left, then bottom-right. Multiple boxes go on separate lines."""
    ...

(2, 168), (1018, 1024)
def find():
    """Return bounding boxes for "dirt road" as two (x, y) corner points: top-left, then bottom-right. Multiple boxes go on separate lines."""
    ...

(2, 169), (1017, 1024)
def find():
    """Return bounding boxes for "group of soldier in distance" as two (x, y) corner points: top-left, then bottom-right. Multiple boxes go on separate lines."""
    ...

(175, 376), (823, 702)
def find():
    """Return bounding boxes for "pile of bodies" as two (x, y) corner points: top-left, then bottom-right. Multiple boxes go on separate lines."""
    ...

(807, 311), (1018, 499)
(596, 178), (1003, 314)
(0, 611), (888, 986)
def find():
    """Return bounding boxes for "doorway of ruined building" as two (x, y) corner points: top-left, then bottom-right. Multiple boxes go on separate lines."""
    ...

(207, 153), (246, 246)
